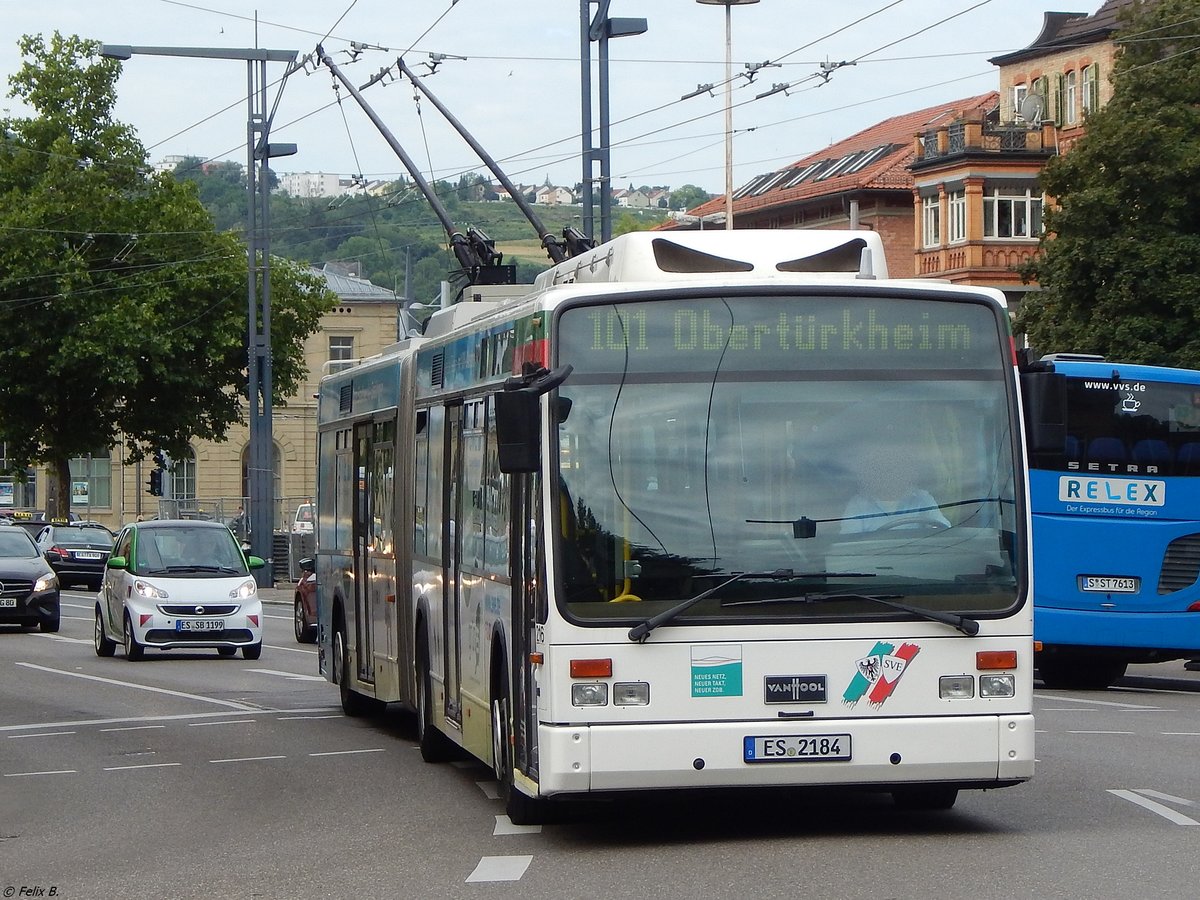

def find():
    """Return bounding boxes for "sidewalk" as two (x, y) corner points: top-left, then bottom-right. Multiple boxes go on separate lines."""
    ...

(259, 582), (295, 606)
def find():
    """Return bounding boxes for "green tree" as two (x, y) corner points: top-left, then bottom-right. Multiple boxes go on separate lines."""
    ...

(669, 184), (710, 212)
(1017, 0), (1200, 366)
(0, 33), (334, 516)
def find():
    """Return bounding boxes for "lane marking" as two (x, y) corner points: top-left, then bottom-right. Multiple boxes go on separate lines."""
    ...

(493, 815), (542, 836)
(1038, 707), (1096, 712)
(103, 762), (182, 771)
(308, 748), (385, 757)
(1162, 731), (1200, 736)
(63, 603), (94, 610)
(210, 755), (286, 764)
(0, 706), (339, 734)
(31, 634), (92, 645)
(15, 662), (259, 711)
(465, 856), (533, 884)
(1066, 730), (1134, 735)
(263, 644), (318, 655)
(99, 725), (165, 733)
(277, 714), (343, 721)
(1033, 692), (1161, 710)
(264, 614), (292, 621)
(187, 720), (257, 727)
(4, 770), (77, 778)
(477, 781), (501, 800)
(7, 731), (75, 740)
(1109, 789), (1200, 826)
(1134, 789), (1196, 808)
(245, 667), (325, 681)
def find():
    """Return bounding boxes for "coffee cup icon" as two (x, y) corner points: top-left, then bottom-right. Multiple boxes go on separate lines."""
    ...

(1121, 392), (1141, 412)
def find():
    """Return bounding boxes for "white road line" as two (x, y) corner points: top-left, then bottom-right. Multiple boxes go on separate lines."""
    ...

(4, 770), (77, 778)
(0, 706), (338, 734)
(187, 720), (257, 727)
(493, 815), (542, 836)
(245, 668), (324, 681)
(210, 755), (287, 764)
(1135, 789), (1196, 808)
(99, 725), (166, 733)
(466, 856), (533, 883)
(277, 714), (343, 721)
(62, 615), (93, 621)
(7, 731), (75, 739)
(264, 614), (292, 621)
(1109, 789), (1200, 826)
(31, 634), (92, 645)
(15, 662), (259, 711)
(477, 781), (501, 800)
(263, 644), (318, 655)
(103, 762), (182, 772)
(308, 748), (386, 757)
(1033, 692), (1161, 710)
(62, 602), (94, 610)
(1039, 708), (1096, 712)
(1162, 731), (1200, 736)
(1067, 730), (1134, 735)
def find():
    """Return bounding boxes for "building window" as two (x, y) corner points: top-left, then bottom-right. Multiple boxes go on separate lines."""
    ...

(329, 335), (355, 373)
(171, 447), (197, 501)
(1012, 83), (1028, 122)
(921, 195), (941, 248)
(1082, 64), (1099, 115)
(69, 450), (111, 508)
(1064, 70), (1077, 125)
(983, 188), (1043, 240)
(947, 190), (967, 244)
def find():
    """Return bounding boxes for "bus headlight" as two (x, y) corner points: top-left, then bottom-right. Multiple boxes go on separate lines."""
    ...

(939, 675), (974, 699)
(571, 683), (609, 707)
(979, 674), (1015, 698)
(613, 682), (650, 706)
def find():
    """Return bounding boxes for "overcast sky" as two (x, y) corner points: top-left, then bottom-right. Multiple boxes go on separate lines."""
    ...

(1, 1), (1096, 195)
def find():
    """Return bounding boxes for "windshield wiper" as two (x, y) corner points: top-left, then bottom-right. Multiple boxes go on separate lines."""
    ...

(627, 569), (871, 643)
(722, 592), (980, 636)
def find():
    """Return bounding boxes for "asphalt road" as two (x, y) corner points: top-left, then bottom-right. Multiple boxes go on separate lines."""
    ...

(2, 589), (1199, 899)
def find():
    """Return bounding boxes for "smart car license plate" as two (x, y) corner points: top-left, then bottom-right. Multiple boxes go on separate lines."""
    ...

(176, 619), (224, 632)
(744, 733), (852, 763)
(0, 598), (16, 608)
(1080, 576), (1139, 593)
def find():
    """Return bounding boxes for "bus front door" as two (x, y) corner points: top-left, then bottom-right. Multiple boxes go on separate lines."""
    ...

(442, 405), (463, 727)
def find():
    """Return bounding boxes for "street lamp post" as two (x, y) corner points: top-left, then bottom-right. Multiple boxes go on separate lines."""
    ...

(100, 44), (297, 586)
(696, 0), (758, 230)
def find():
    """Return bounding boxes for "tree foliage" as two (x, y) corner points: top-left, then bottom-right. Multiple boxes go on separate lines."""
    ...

(1016, 0), (1200, 366)
(0, 33), (334, 514)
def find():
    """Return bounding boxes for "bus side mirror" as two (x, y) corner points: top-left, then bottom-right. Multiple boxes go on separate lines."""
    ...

(1021, 371), (1067, 453)
(495, 390), (541, 473)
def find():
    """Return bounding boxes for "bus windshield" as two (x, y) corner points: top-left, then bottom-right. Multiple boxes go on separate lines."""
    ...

(554, 294), (1021, 625)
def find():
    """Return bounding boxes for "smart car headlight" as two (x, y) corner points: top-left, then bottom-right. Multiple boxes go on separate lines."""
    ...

(133, 579), (169, 600)
(230, 579), (258, 600)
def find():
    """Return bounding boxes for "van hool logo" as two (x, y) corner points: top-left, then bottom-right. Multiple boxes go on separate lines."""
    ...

(842, 641), (921, 708)
(763, 675), (827, 704)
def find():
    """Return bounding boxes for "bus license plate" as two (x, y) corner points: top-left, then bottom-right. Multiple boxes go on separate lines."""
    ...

(1080, 576), (1139, 593)
(744, 733), (852, 763)
(176, 619), (224, 632)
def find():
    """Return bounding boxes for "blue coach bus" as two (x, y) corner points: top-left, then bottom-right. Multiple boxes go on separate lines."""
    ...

(1022, 353), (1200, 688)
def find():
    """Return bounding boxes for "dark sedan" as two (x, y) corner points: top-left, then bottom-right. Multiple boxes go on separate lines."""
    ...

(0, 525), (60, 632)
(35, 523), (114, 591)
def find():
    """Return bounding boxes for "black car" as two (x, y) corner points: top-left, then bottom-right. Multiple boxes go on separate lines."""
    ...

(0, 525), (60, 632)
(34, 522), (114, 590)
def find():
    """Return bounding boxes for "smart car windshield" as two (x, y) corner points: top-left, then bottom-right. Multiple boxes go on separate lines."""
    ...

(135, 526), (248, 575)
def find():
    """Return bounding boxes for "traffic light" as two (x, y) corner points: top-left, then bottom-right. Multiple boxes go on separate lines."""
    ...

(147, 468), (163, 496)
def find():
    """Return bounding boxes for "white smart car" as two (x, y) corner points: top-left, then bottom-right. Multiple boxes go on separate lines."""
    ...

(95, 519), (266, 661)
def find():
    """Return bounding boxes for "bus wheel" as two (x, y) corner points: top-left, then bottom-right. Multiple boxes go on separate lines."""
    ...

(416, 631), (456, 763)
(492, 667), (548, 826)
(892, 786), (958, 810)
(334, 619), (369, 717)
(1037, 656), (1127, 690)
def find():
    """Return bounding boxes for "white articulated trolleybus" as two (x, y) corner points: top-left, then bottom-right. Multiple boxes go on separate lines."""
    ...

(315, 229), (1034, 823)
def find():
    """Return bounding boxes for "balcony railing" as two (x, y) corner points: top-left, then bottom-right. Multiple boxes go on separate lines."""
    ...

(917, 122), (1052, 160)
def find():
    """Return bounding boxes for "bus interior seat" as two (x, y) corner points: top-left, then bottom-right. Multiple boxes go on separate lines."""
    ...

(1177, 442), (1200, 475)
(1064, 435), (1081, 458)
(1132, 439), (1172, 466)
(1086, 436), (1127, 462)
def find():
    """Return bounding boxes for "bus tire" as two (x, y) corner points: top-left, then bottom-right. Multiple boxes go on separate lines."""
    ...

(334, 616), (370, 717)
(892, 785), (958, 810)
(1037, 655), (1127, 690)
(492, 664), (548, 826)
(416, 630), (456, 763)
